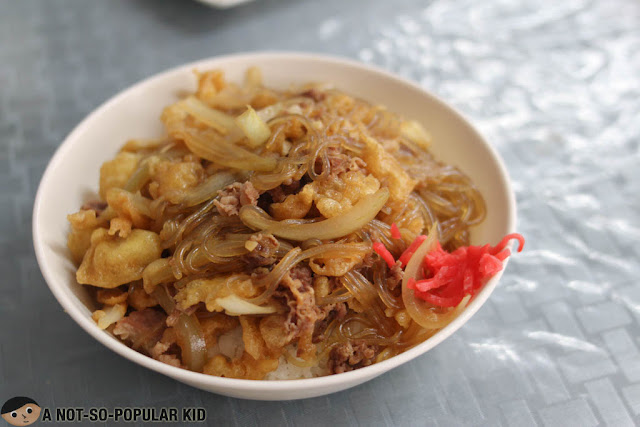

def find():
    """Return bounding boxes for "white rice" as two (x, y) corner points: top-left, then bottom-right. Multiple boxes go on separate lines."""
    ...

(265, 355), (329, 380)
(210, 326), (329, 379)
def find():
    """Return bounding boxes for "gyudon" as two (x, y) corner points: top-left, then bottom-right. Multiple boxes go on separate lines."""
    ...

(67, 68), (523, 379)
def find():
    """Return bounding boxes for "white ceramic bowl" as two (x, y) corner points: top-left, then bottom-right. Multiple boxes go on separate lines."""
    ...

(33, 52), (516, 401)
(194, 0), (254, 9)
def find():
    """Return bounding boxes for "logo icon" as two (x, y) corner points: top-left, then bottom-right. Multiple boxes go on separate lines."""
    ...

(1, 397), (41, 426)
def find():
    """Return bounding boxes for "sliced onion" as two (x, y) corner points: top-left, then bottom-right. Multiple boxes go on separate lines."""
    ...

(124, 159), (151, 193)
(164, 98), (276, 171)
(401, 226), (470, 329)
(239, 188), (390, 241)
(400, 120), (432, 149)
(250, 162), (300, 191)
(174, 312), (208, 372)
(235, 105), (271, 148)
(216, 294), (277, 316)
(153, 285), (207, 372)
(152, 285), (176, 313)
(179, 172), (238, 207)
(181, 96), (237, 134)
(180, 127), (277, 172)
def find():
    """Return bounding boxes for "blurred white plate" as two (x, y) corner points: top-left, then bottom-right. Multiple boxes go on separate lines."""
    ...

(195, 0), (254, 8)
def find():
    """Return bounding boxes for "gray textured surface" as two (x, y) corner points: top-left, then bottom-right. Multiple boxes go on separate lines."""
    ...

(1, 0), (640, 425)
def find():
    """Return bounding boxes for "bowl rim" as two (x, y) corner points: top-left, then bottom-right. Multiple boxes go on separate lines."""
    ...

(32, 51), (517, 393)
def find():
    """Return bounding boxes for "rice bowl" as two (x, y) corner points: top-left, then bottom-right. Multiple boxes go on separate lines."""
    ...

(33, 52), (516, 400)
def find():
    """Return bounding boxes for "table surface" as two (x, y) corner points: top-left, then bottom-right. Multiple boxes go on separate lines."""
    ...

(1, 0), (639, 425)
